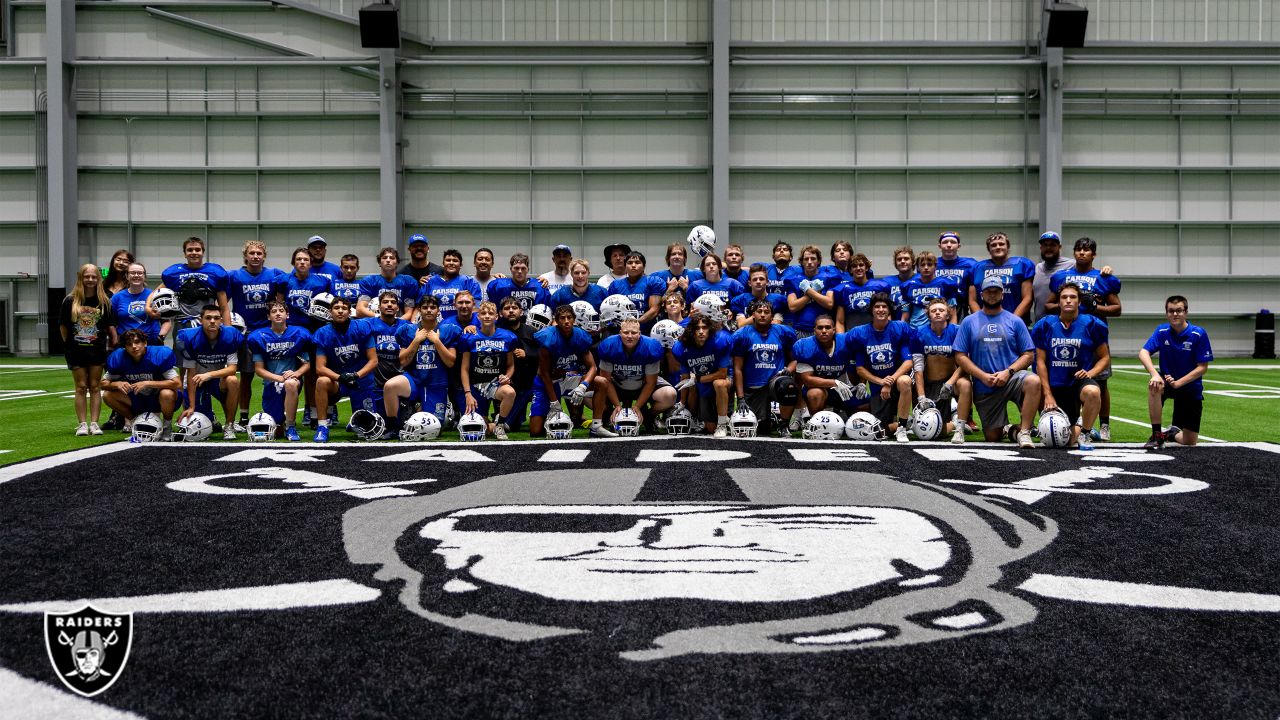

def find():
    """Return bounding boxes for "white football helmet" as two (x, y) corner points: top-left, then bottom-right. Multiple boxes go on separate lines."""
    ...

(1037, 408), (1073, 449)
(246, 412), (278, 442)
(346, 408), (386, 441)
(650, 319), (684, 349)
(309, 292), (336, 321)
(912, 406), (946, 441)
(229, 312), (246, 334)
(729, 407), (759, 438)
(691, 294), (729, 326)
(400, 411), (443, 441)
(458, 411), (488, 442)
(803, 410), (846, 441)
(599, 295), (640, 327)
(570, 300), (600, 334)
(545, 411), (575, 440)
(526, 304), (554, 332)
(149, 287), (182, 320)
(686, 225), (717, 258)
(173, 411), (213, 442)
(666, 403), (694, 435)
(845, 411), (887, 441)
(614, 408), (642, 437)
(130, 412), (164, 443)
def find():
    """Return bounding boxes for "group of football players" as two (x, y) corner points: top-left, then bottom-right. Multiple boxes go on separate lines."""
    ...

(61, 225), (1212, 450)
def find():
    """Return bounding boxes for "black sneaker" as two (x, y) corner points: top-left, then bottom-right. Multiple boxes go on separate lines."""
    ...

(1163, 425), (1181, 444)
(1143, 433), (1165, 450)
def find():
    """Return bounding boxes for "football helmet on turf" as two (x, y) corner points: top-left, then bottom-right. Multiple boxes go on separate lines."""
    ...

(804, 410), (846, 441)
(346, 409), (386, 441)
(174, 411), (214, 442)
(666, 403), (694, 435)
(614, 408), (642, 437)
(246, 412), (277, 442)
(729, 407), (758, 438)
(458, 412), (488, 442)
(400, 412), (442, 441)
(545, 411), (575, 440)
(1037, 408), (1073, 448)
(131, 412), (164, 443)
(912, 405), (945, 441)
(845, 411), (887, 441)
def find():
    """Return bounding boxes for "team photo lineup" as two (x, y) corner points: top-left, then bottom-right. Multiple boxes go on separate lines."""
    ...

(58, 226), (1212, 450)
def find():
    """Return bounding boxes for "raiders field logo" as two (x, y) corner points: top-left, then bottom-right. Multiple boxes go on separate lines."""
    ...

(44, 605), (133, 697)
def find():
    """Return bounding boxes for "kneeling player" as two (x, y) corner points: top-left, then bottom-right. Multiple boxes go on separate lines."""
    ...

(533, 305), (597, 437)
(911, 298), (972, 444)
(388, 294), (460, 427)
(847, 294), (914, 442)
(591, 318), (675, 437)
(672, 314), (734, 436)
(102, 329), (183, 438)
(460, 301), (519, 440)
(1138, 294), (1213, 448)
(1032, 282), (1110, 450)
(313, 296), (378, 442)
(793, 314), (859, 417)
(247, 300), (312, 441)
(177, 305), (243, 440)
(732, 299), (799, 435)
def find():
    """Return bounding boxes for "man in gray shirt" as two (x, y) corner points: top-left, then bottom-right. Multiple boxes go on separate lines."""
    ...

(1032, 231), (1073, 321)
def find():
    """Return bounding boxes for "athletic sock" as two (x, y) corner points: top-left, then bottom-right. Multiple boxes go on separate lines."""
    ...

(717, 415), (729, 425)
(1101, 415), (1110, 425)
(1152, 423), (1162, 435)
(318, 419), (329, 428)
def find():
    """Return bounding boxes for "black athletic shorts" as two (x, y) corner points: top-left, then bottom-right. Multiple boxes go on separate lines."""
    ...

(1162, 386), (1203, 433)
(1051, 378), (1098, 426)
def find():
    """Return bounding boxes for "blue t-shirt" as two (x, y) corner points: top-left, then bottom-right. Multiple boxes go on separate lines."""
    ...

(595, 334), (666, 392)
(731, 323), (797, 388)
(650, 268), (703, 290)
(833, 278), (893, 329)
(396, 322), (462, 388)
(534, 326), (594, 378)
(882, 274), (919, 315)
(819, 265), (854, 286)
(310, 260), (342, 286)
(1142, 323), (1214, 399)
(418, 274), (483, 320)
(161, 262), (230, 318)
(686, 277), (746, 305)
(936, 256), (977, 299)
(462, 328), (519, 385)
(910, 323), (962, 360)
(105, 345), (178, 383)
(313, 320), (375, 375)
(899, 276), (960, 328)
(331, 277), (363, 304)
(363, 316), (414, 365)
(766, 264), (797, 296)
(177, 325), (243, 371)
(970, 257), (1037, 315)
(1031, 314), (1110, 388)
(228, 267), (284, 331)
(110, 287), (162, 341)
(783, 267), (844, 331)
(487, 278), (551, 313)
(792, 334), (856, 381)
(247, 325), (312, 376)
(607, 276), (666, 314)
(550, 284), (607, 311)
(276, 272), (333, 327)
(672, 330), (734, 397)
(846, 321), (913, 379)
(1049, 267), (1123, 319)
(729, 292), (787, 321)
(953, 310), (1036, 394)
(725, 268), (750, 286)
(358, 274), (420, 311)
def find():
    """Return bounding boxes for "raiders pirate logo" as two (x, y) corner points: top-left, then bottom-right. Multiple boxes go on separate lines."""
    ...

(44, 606), (133, 697)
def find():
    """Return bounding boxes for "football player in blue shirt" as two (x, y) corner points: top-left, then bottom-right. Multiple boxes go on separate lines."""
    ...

(359, 290), (415, 437)
(722, 244), (750, 286)
(732, 298), (799, 435)
(793, 314), (859, 418)
(177, 305), (243, 440)
(935, 231), (977, 318)
(111, 262), (168, 345)
(247, 301), (312, 441)
(443, 290), (479, 333)
(651, 243), (704, 296)
(496, 297), (542, 433)
(358, 248), (417, 317)
(387, 294), (460, 427)
(833, 253), (890, 332)
(228, 240), (284, 430)
(312, 296), (378, 442)
(152, 236), (231, 328)
(305, 235), (342, 286)
(954, 276), (1042, 447)
(968, 231), (1036, 321)
(731, 264), (786, 328)
(102, 329), (183, 439)
(487, 253), (551, 313)
(532, 304), (598, 437)
(765, 241), (797, 296)
(882, 246), (918, 315)
(460, 301), (520, 440)
(550, 258), (607, 310)
(671, 314), (734, 436)
(686, 252), (746, 306)
(846, 294), (915, 442)
(911, 297), (971, 445)
(330, 254), (363, 308)
(1032, 283), (1110, 451)
(821, 240), (856, 284)
(1138, 294), (1214, 449)
(591, 317), (675, 437)
(418, 248), (482, 322)
(607, 252), (666, 327)
(898, 251), (959, 328)
(784, 245), (841, 339)
(278, 246), (333, 330)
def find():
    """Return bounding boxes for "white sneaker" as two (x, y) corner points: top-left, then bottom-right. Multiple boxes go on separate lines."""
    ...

(895, 425), (910, 443)
(492, 423), (508, 441)
(160, 424), (174, 442)
(951, 426), (966, 445)
(75, 422), (89, 436)
(223, 425), (237, 441)
(88, 422), (103, 436)
(231, 422), (247, 433)
(713, 423), (729, 438)
(1017, 429), (1034, 449)
(1099, 423), (1111, 442)
(788, 412), (804, 433)
(589, 421), (618, 438)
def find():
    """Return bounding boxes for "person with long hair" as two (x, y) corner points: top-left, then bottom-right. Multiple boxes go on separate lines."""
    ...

(60, 264), (114, 436)
(102, 249), (134, 296)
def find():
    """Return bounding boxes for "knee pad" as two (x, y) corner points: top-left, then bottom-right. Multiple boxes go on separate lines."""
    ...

(768, 373), (798, 405)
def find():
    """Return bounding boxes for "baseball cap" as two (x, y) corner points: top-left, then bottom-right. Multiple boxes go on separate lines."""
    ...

(981, 276), (1005, 291)
(408, 234), (429, 246)
(307, 235), (327, 246)
(553, 244), (573, 254)
(1038, 231), (1062, 244)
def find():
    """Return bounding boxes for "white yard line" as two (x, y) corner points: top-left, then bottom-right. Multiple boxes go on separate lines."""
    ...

(1110, 368), (1280, 391)
(1105, 414), (1225, 443)
(0, 367), (65, 375)
(1112, 364), (1280, 370)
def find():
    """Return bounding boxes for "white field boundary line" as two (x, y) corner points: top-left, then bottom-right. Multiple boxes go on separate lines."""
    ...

(1112, 364), (1280, 370)
(1110, 368), (1280, 391)
(0, 367), (65, 376)
(1104, 414), (1225, 443)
